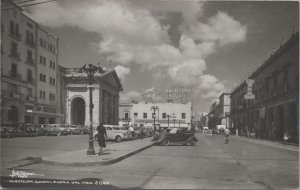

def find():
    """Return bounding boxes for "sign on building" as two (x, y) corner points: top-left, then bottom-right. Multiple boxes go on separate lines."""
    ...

(244, 79), (255, 100)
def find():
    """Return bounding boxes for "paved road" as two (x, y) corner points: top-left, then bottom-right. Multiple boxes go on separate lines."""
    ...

(1, 134), (298, 189)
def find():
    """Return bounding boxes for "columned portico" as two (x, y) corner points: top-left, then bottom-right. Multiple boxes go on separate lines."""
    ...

(64, 68), (123, 126)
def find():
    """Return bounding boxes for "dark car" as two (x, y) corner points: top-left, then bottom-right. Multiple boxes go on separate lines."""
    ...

(155, 127), (198, 146)
(1, 127), (16, 138)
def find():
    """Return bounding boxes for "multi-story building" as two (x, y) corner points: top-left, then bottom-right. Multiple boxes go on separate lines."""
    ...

(118, 102), (133, 126)
(1, 0), (62, 126)
(131, 102), (192, 129)
(230, 32), (299, 143)
(208, 93), (231, 129)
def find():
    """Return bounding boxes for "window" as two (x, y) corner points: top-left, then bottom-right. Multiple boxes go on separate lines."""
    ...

(143, 113), (147, 119)
(162, 113), (166, 119)
(10, 21), (14, 35)
(27, 69), (32, 82)
(134, 113), (138, 117)
(40, 91), (43, 98)
(27, 88), (32, 96)
(106, 127), (112, 130)
(11, 42), (18, 55)
(15, 24), (19, 35)
(40, 73), (46, 82)
(53, 78), (55, 85)
(113, 127), (120, 130)
(27, 50), (32, 61)
(11, 63), (17, 78)
(125, 113), (129, 119)
(43, 91), (45, 99)
(181, 113), (186, 119)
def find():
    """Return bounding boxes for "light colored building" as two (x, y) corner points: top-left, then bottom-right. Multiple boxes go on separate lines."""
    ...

(118, 102), (133, 126)
(230, 32), (299, 143)
(1, 0), (62, 126)
(64, 67), (122, 126)
(131, 102), (192, 129)
(208, 93), (231, 129)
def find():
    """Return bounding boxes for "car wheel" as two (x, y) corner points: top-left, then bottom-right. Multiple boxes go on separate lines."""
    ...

(115, 135), (122, 143)
(161, 139), (169, 146)
(190, 140), (196, 146)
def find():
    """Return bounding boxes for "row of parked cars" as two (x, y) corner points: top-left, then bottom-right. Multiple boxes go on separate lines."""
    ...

(0, 124), (89, 138)
(93, 125), (154, 143)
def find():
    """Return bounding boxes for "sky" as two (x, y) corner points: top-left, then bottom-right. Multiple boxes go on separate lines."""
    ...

(24, 0), (299, 115)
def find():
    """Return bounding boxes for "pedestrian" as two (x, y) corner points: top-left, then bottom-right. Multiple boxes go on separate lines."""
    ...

(224, 128), (230, 144)
(96, 123), (107, 155)
(128, 125), (135, 138)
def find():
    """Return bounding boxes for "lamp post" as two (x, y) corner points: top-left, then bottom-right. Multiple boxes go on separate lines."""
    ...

(172, 113), (176, 127)
(151, 106), (159, 131)
(80, 64), (104, 155)
(167, 114), (170, 128)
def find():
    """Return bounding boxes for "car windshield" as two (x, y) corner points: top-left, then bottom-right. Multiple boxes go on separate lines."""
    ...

(113, 127), (120, 130)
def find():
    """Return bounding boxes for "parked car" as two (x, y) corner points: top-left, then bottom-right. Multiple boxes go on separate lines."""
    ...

(44, 124), (68, 136)
(66, 125), (82, 135)
(76, 125), (89, 134)
(1, 127), (16, 138)
(155, 127), (198, 146)
(93, 125), (129, 143)
(23, 124), (39, 137)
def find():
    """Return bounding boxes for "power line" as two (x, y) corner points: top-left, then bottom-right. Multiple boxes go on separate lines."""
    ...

(2, 0), (40, 7)
(2, 0), (57, 11)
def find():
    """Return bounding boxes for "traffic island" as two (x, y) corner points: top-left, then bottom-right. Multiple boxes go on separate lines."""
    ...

(42, 138), (154, 167)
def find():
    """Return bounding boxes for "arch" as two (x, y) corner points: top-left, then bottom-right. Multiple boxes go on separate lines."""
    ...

(71, 97), (86, 125)
(8, 105), (18, 123)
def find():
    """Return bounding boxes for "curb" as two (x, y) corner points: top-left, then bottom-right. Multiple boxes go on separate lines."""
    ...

(41, 143), (154, 167)
(238, 136), (299, 147)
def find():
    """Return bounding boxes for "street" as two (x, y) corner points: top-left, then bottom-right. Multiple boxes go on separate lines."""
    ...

(1, 134), (298, 189)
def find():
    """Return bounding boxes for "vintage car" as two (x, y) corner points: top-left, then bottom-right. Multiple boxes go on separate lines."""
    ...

(1, 127), (17, 138)
(155, 127), (198, 146)
(43, 124), (68, 136)
(93, 125), (129, 143)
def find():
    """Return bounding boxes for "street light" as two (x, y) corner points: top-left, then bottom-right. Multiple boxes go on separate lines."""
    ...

(151, 106), (159, 132)
(172, 113), (176, 127)
(167, 114), (171, 128)
(80, 64), (105, 155)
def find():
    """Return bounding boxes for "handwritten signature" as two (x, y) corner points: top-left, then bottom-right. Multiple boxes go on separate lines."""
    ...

(9, 169), (44, 178)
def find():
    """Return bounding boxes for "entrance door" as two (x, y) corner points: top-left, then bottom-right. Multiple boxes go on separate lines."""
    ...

(71, 97), (86, 125)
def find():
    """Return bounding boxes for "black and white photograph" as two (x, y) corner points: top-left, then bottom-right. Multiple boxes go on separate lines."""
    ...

(0, 0), (299, 189)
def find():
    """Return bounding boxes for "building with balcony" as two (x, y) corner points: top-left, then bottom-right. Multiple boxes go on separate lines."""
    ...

(1, 0), (62, 126)
(119, 102), (133, 127)
(131, 102), (192, 129)
(208, 93), (231, 129)
(230, 32), (299, 143)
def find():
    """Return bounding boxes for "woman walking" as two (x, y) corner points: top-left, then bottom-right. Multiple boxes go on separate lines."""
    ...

(97, 123), (107, 155)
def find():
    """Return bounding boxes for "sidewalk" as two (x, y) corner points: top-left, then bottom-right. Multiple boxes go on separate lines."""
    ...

(233, 135), (299, 152)
(42, 137), (154, 166)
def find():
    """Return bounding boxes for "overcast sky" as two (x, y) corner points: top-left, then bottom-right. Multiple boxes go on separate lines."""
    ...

(25, 0), (299, 114)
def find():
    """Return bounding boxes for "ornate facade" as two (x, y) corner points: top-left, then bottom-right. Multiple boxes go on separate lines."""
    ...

(64, 67), (122, 126)
(230, 32), (299, 143)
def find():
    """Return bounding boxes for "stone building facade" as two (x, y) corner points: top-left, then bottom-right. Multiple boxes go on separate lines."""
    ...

(1, 0), (62, 127)
(64, 67), (122, 126)
(131, 102), (192, 129)
(208, 93), (231, 129)
(230, 32), (299, 143)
